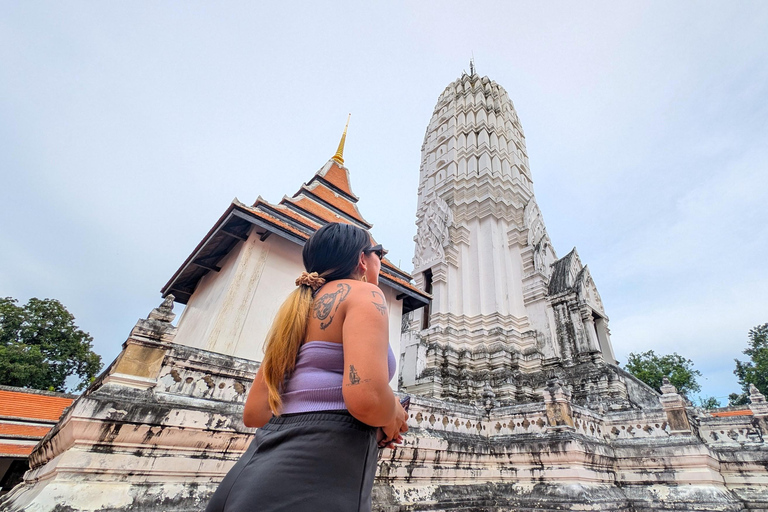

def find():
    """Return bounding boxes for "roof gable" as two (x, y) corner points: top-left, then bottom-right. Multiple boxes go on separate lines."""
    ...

(162, 159), (429, 313)
(548, 247), (583, 295)
(310, 160), (358, 200)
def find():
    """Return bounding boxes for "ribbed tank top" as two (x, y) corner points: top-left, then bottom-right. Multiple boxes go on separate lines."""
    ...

(281, 341), (397, 415)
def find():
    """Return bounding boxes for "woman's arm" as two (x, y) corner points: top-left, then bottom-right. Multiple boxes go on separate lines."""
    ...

(341, 283), (407, 438)
(243, 367), (273, 428)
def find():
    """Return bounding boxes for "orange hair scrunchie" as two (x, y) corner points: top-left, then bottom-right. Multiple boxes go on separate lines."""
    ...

(295, 271), (326, 291)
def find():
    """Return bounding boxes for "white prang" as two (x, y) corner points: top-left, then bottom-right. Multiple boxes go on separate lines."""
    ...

(402, 71), (616, 401)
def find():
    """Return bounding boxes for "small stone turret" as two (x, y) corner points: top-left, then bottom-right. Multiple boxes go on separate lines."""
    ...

(658, 377), (692, 434)
(749, 383), (768, 416)
(101, 295), (178, 390)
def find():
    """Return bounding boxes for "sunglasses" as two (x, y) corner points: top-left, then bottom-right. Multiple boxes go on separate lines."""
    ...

(364, 244), (388, 261)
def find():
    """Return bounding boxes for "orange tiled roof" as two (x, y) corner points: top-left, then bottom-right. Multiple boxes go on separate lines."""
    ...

(301, 183), (370, 226)
(241, 205), (310, 240)
(0, 389), (74, 422)
(381, 269), (418, 291)
(0, 387), (74, 460)
(709, 409), (753, 417)
(287, 196), (355, 226)
(0, 443), (36, 456)
(315, 161), (357, 199)
(268, 203), (322, 231)
(163, 158), (430, 311)
(0, 423), (51, 437)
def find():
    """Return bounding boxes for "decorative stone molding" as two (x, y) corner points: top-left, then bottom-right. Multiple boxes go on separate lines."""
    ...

(450, 224), (471, 246)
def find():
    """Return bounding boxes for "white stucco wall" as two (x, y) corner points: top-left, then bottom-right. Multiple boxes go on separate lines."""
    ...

(174, 228), (403, 389)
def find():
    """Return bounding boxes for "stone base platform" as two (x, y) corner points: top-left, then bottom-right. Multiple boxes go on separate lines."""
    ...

(2, 305), (767, 511)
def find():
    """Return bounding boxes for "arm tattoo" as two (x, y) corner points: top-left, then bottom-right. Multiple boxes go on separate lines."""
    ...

(346, 365), (370, 386)
(349, 365), (361, 384)
(371, 291), (387, 316)
(312, 283), (351, 330)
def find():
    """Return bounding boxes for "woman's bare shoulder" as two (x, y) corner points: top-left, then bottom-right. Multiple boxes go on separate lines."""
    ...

(341, 282), (388, 316)
(313, 281), (386, 311)
(336, 280), (385, 297)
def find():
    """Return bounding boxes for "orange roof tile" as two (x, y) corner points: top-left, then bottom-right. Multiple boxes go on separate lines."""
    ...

(0, 389), (73, 422)
(269, 204), (322, 231)
(382, 258), (408, 277)
(288, 196), (354, 225)
(320, 162), (356, 198)
(381, 271), (431, 300)
(709, 409), (753, 417)
(304, 183), (370, 226)
(239, 205), (311, 240)
(0, 423), (51, 437)
(0, 443), (35, 456)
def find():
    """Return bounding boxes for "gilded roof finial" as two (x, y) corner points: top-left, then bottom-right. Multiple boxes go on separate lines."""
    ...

(332, 114), (351, 165)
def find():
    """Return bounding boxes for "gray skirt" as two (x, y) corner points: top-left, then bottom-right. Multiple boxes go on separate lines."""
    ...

(205, 410), (378, 512)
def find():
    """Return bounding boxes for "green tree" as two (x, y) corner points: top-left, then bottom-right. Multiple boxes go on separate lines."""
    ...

(624, 350), (702, 397)
(0, 297), (102, 392)
(697, 396), (721, 409)
(729, 323), (768, 406)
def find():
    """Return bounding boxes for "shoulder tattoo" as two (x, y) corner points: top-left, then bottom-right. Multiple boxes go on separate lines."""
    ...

(312, 283), (351, 330)
(371, 290), (387, 316)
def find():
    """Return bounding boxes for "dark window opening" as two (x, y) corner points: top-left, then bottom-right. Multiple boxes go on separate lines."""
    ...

(422, 269), (433, 330)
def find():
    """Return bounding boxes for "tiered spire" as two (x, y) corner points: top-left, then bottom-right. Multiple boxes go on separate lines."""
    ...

(403, 71), (618, 406)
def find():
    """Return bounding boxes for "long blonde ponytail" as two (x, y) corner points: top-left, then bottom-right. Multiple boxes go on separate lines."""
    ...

(261, 284), (314, 414)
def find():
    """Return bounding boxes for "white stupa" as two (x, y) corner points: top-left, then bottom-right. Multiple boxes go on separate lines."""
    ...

(402, 67), (627, 406)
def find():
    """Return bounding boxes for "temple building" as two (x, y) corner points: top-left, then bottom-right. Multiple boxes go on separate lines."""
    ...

(0, 387), (74, 495)
(2, 69), (768, 512)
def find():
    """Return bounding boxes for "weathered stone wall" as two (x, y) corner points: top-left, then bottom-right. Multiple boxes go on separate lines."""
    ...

(374, 393), (768, 511)
(3, 338), (767, 511)
(0, 303), (258, 512)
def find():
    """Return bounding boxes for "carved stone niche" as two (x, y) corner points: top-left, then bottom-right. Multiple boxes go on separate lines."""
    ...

(543, 379), (575, 431)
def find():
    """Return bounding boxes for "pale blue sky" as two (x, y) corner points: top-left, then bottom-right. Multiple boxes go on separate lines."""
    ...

(2, 1), (767, 402)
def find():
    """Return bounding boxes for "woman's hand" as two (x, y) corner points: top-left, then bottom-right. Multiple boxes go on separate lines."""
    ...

(378, 396), (409, 449)
(243, 367), (274, 428)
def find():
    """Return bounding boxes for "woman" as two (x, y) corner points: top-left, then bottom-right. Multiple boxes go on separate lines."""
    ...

(206, 222), (409, 512)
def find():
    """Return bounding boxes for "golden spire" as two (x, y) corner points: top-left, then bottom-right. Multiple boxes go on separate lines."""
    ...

(332, 114), (351, 165)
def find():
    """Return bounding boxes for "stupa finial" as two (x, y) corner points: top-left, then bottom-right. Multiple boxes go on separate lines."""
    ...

(469, 57), (475, 77)
(332, 114), (351, 165)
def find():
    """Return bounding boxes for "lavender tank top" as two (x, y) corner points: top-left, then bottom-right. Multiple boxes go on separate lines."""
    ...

(280, 341), (397, 415)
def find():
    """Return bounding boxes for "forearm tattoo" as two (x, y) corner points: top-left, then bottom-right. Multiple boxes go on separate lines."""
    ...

(346, 365), (370, 386)
(312, 283), (351, 330)
(371, 291), (387, 316)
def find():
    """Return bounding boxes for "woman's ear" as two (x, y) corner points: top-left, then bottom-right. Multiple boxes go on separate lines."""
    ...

(357, 251), (368, 276)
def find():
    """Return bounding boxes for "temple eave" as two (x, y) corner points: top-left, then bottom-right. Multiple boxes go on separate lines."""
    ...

(161, 200), (428, 310)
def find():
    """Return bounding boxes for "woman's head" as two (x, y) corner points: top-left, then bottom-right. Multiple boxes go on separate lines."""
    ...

(302, 222), (373, 282)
